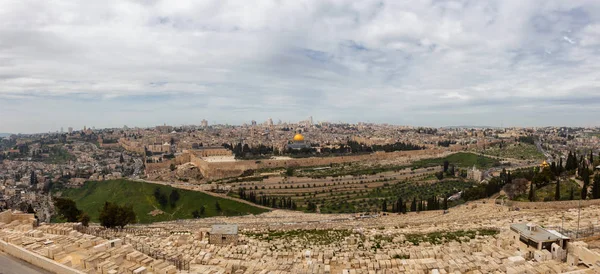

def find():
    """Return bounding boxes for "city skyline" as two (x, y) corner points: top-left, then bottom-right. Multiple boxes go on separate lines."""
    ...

(2, 0), (600, 133)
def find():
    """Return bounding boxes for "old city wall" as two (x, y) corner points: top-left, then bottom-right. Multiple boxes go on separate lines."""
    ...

(145, 161), (171, 174)
(192, 148), (460, 180)
(118, 138), (145, 154)
(0, 239), (85, 274)
(144, 153), (192, 175)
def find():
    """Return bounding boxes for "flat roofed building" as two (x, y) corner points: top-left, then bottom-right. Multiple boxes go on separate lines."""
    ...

(208, 224), (238, 245)
(510, 223), (569, 259)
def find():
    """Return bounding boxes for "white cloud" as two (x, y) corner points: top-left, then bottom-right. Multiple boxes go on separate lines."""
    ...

(1, 0), (600, 132)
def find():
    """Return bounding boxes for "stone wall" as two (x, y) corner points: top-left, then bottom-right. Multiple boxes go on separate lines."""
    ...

(0, 211), (35, 227)
(0, 239), (85, 274)
(191, 148), (457, 180)
(208, 234), (238, 245)
(507, 199), (600, 210)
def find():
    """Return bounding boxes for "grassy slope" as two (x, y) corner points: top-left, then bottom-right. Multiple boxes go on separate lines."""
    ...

(60, 179), (268, 223)
(412, 152), (500, 169)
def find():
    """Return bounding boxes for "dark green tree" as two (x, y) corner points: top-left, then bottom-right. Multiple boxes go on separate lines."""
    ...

(153, 187), (168, 207)
(99, 202), (136, 229)
(581, 168), (590, 200)
(569, 186), (575, 200)
(410, 198), (417, 212)
(528, 182), (535, 202)
(592, 174), (600, 199)
(53, 197), (82, 222)
(169, 189), (180, 208)
(442, 196), (448, 210)
(215, 201), (222, 212)
(78, 212), (90, 227)
(381, 200), (387, 212)
(26, 204), (35, 214)
(555, 178), (561, 201)
(443, 160), (449, 172)
(30, 170), (38, 186)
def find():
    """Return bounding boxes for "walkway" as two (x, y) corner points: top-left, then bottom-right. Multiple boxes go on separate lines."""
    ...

(0, 251), (51, 274)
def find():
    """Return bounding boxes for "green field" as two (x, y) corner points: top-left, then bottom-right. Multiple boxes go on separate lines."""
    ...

(481, 143), (544, 161)
(412, 152), (500, 169)
(58, 179), (268, 223)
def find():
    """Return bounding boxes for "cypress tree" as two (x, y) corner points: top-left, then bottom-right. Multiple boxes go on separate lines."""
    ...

(410, 198), (417, 212)
(382, 200), (387, 212)
(593, 174), (600, 199)
(528, 182), (535, 202)
(582, 168), (590, 200)
(555, 178), (560, 201)
(558, 158), (563, 175)
(570, 186), (575, 200)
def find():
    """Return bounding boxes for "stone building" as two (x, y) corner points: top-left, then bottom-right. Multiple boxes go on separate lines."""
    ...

(510, 223), (569, 260)
(287, 133), (311, 150)
(208, 224), (238, 245)
(467, 165), (483, 182)
(192, 147), (233, 157)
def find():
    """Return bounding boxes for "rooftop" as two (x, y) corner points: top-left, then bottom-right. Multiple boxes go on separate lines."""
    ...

(510, 223), (568, 243)
(211, 224), (238, 235)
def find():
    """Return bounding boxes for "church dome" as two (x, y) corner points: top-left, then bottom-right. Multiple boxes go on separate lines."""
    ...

(293, 133), (305, 142)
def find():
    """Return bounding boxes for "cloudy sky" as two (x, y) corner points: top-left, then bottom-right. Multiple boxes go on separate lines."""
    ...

(2, 0), (600, 133)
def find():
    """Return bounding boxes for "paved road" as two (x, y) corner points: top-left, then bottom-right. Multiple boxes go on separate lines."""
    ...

(0, 252), (51, 274)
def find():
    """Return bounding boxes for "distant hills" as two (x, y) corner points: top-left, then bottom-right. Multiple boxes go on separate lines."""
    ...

(0, 133), (12, 138)
(442, 126), (501, 129)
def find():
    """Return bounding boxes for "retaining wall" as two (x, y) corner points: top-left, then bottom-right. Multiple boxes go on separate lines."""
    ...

(507, 199), (600, 210)
(0, 239), (85, 274)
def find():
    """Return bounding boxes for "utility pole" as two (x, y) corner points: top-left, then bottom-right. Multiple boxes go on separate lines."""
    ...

(577, 199), (581, 238)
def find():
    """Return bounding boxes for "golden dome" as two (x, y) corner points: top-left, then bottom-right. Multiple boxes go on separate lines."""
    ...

(541, 160), (549, 168)
(293, 133), (305, 142)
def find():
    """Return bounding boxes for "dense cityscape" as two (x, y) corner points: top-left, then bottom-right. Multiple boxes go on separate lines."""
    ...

(3, 0), (600, 273)
(2, 120), (600, 273)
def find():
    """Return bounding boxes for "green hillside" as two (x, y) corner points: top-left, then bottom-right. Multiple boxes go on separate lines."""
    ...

(412, 152), (500, 169)
(58, 179), (269, 223)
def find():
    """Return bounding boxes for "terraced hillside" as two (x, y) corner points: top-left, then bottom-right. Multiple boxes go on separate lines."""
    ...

(228, 164), (477, 213)
(58, 179), (268, 223)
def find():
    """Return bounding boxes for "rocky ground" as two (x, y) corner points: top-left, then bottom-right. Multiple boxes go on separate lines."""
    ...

(3, 200), (600, 273)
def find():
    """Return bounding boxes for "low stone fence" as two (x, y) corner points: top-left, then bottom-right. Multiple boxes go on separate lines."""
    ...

(0, 239), (85, 274)
(506, 199), (600, 210)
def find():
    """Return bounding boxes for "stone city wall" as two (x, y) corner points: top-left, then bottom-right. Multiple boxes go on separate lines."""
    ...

(145, 143), (480, 180)
(118, 138), (145, 154)
(192, 148), (461, 180)
(144, 153), (192, 175)
(0, 239), (85, 274)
